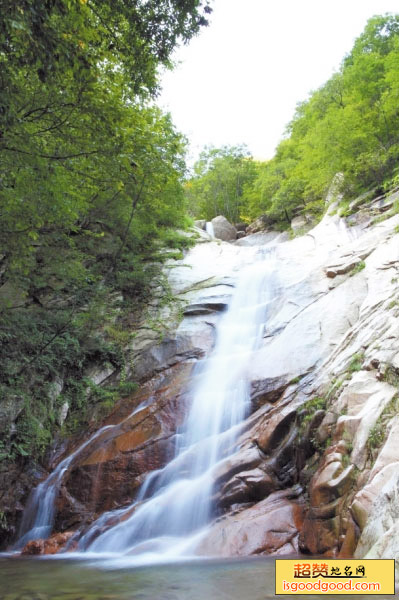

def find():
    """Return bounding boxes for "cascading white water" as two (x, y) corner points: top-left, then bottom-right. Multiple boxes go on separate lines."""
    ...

(78, 248), (278, 560)
(15, 398), (154, 550)
(13, 214), (367, 561)
(205, 221), (215, 237)
(14, 246), (277, 561)
(14, 425), (114, 549)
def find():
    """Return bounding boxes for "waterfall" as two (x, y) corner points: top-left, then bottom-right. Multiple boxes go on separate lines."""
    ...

(15, 247), (277, 561)
(205, 221), (215, 237)
(14, 425), (114, 549)
(78, 249), (277, 560)
(14, 400), (154, 550)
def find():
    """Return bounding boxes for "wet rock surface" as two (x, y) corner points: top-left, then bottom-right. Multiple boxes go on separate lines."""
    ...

(197, 487), (305, 556)
(21, 531), (76, 555)
(6, 207), (399, 560)
(52, 362), (195, 532)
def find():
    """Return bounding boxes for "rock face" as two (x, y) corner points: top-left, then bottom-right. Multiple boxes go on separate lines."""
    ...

(53, 362), (194, 532)
(355, 474), (399, 562)
(211, 215), (237, 241)
(246, 214), (274, 235)
(235, 231), (288, 247)
(194, 219), (206, 230)
(291, 214), (314, 232)
(197, 487), (305, 556)
(6, 201), (399, 562)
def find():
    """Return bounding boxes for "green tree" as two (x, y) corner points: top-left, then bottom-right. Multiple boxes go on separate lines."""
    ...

(244, 13), (399, 228)
(186, 145), (257, 222)
(0, 0), (211, 462)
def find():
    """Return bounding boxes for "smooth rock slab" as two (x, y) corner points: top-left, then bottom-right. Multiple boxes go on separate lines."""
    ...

(335, 371), (397, 469)
(355, 474), (399, 559)
(352, 463), (399, 531)
(197, 488), (305, 557)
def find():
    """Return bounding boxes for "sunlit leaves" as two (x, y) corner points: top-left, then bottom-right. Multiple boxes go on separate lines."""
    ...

(0, 0), (209, 458)
(241, 14), (399, 226)
(186, 145), (257, 222)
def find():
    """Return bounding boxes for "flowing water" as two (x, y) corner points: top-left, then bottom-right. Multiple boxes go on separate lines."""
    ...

(205, 221), (215, 237)
(15, 425), (115, 549)
(4, 219), (392, 598)
(16, 402), (155, 550)
(80, 249), (277, 559)
(14, 216), (364, 563)
(16, 248), (277, 562)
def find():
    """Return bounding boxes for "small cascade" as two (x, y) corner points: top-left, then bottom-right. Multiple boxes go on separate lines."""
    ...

(76, 249), (278, 560)
(15, 399), (154, 549)
(205, 221), (215, 237)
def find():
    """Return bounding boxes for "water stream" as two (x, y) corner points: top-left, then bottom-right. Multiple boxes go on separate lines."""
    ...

(205, 221), (215, 237)
(15, 400), (155, 549)
(82, 249), (277, 559)
(16, 248), (277, 561)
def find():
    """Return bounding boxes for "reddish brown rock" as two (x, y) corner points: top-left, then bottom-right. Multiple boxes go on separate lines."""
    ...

(21, 531), (76, 555)
(300, 515), (340, 555)
(338, 516), (360, 558)
(21, 539), (46, 555)
(50, 362), (194, 534)
(299, 443), (355, 556)
(212, 447), (263, 491)
(218, 467), (276, 508)
(255, 399), (301, 453)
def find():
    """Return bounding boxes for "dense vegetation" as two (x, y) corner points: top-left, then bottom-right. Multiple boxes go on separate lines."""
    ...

(0, 0), (212, 461)
(1, 7), (399, 467)
(187, 14), (399, 227)
(185, 145), (257, 223)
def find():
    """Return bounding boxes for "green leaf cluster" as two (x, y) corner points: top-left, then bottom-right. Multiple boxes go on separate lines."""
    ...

(185, 145), (258, 223)
(251, 14), (399, 225)
(0, 0), (211, 461)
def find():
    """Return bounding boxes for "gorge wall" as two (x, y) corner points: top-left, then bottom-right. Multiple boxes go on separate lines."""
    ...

(3, 201), (399, 560)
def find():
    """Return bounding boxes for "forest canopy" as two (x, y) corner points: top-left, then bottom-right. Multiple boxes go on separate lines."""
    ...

(0, 0), (211, 459)
(186, 14), (399, 228)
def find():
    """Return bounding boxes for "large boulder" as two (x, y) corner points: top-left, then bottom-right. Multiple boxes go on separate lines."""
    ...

(194, 219), (206, 230)
(246, 214), (275, 235)
(291, 214), (315, 233)
(211, 216), (237, 241)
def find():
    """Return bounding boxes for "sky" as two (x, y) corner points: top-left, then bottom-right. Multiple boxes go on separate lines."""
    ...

(158, 0), (399, 166)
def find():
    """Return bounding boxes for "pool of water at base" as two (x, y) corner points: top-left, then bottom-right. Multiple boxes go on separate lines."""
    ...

(0, 556), (388, 600)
